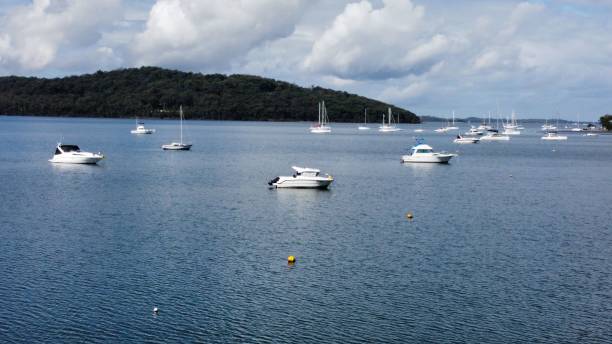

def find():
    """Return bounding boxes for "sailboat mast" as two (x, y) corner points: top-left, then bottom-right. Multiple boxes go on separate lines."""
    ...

(179, 105), (183, 144)
(322, 101), (326, 125)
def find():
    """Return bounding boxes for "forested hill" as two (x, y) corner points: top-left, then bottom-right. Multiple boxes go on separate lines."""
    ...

(0, 67), (419, 123)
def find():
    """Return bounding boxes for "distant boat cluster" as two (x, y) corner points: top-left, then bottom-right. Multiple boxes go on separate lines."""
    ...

(48, 102), (604, 191)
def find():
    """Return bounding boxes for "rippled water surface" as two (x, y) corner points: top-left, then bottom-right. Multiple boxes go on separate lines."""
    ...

(1, 116), (611, 343)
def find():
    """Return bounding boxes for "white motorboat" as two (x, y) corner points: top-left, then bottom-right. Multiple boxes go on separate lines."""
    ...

(477, 123), (493, 131)
(434, 127), (449, 133)
(480, 132), (510, 141)
(49, 143), (104, 164)
(414, 128), (424, 133)
(541, 132), (567, 141)
(358, 108), (370, 130)
(162, 105), (192, 150)
(379, 107), (401, 132)
(541, 122), (557, 131)
(401, 143), (456, 163)
(310, 101), (331, 133)
(268, 166), (334, 189)
(130, 120), (155, 134)
(584, 133), (598, 137)
(454, 135), (479, 144)
(502, 128), (521, 135)
(464, 126), (484, 136)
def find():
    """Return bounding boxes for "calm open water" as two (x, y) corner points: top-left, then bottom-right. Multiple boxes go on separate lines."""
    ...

(0, 116), (611, 343)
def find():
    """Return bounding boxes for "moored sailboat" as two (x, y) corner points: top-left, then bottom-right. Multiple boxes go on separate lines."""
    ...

(310, 101), (332, 133)
(162, 105), (192, 150)
(378, 107), (401, 132)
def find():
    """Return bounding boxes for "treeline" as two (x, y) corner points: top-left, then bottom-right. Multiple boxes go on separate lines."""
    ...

(0, 67), (419, 123)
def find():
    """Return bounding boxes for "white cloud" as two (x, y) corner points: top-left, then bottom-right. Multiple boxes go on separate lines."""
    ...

(132, 0), (305, 70)
(379, 80), (430, 102)
(0, 0), (611, 118)
(304, 0), (456, 80)
(0, 0), (120, 71)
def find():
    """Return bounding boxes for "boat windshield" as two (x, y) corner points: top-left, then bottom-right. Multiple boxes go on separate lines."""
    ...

(416, 149), (433, 153)
(60, 145), (80, 152)
(295, 171), (319, 177)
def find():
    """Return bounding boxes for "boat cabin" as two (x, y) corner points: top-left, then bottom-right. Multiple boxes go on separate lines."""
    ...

(291, 166), (320, 177)
(410, 144), (434, 155)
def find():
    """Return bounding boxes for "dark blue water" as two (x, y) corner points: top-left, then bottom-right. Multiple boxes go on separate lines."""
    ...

(1, 116), (611, 343)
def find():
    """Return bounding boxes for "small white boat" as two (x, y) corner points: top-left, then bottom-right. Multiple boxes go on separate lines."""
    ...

(401, 143), (456, 163)
(49, 143), (104, 164)
(379, 108), (401, 132)
(358, 108), (370, 130)
(464, 126), (484, 136)
(454, 135), (479, 144)
(480, 133), (510, 141)
(502, 128), (521, 135)
(434, 127), (449, 133)
(310, 101), (331, 133)
(541, 132), (567, 141)
(162, 105), (192, 150)
(130, 121), (155, 134)
(413, 128), (424, 133)
(268, 166), (334, 189)
(584, 133), (598, 137)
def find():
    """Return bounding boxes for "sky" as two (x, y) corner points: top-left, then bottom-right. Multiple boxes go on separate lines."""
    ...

(1, 0), (611, 120)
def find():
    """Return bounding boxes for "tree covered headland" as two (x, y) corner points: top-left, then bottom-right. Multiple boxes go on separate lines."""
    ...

(0, 67), (419, 123)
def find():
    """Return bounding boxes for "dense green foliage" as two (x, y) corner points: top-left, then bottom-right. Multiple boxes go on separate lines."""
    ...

(600, 115), (612, 130)
(0, 67), (419, 123)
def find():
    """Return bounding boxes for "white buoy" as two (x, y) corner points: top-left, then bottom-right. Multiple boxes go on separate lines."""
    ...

(153, 307), (159, 314)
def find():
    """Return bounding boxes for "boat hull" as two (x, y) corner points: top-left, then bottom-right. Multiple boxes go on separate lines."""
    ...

(131, 129), (154, 134)
(379, 127), (401, 132)
(272, 177), (333, 189)
(310, 127), (331, 134)
(162, 144), (192, 150)
(49, 154), (103, 164)
(541, 136), (567, 141)
(480, 135), (510, 141)
(401, 154), (454, 163)
(454, 138), (479, 144)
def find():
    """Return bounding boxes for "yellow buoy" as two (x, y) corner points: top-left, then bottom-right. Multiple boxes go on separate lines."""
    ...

(287, 255), (296, 264)
(406, 212), (414, 220)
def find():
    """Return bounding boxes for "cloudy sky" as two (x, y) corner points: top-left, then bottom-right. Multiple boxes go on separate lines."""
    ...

(1, 0), (611, 120)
